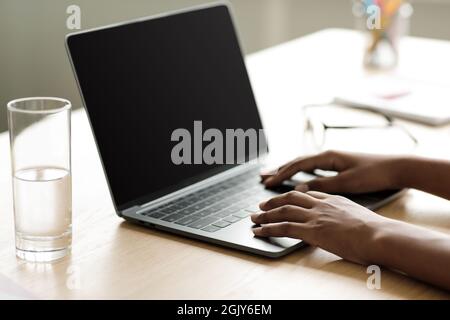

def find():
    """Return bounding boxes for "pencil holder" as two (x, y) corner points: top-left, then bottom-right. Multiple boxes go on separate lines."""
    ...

(353, 0), (413, 70)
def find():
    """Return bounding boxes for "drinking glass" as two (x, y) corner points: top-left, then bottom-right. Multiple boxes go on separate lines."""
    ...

(7, 97), (72, 262)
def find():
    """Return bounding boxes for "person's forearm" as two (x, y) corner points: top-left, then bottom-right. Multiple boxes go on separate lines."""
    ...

(394, 157), (450, 200)
(367, 218), (450, 291)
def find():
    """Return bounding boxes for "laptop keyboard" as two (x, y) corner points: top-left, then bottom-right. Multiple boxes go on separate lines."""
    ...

(139, 170), (276, 233)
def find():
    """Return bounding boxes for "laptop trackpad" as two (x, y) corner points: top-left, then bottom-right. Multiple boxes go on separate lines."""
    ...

(265, 236), (301, 248)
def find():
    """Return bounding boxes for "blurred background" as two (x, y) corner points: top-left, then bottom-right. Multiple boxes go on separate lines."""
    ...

(1, 0), (450, 132)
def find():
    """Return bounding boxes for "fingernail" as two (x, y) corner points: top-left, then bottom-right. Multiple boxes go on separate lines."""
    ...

(264, 177), (274, 185)
(295, 184), (309, 193)
(250, 213), (259, 222)
(259, 201), (267, 209)
(252, 227), (262, 236)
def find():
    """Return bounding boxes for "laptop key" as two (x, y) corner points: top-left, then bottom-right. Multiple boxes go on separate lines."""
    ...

(190, 203), (206, 211)
(159, 207), (178, 214)
(176, 201), (190, 208)
(175, 215), (201, 226)
(232, 210), (250, 218)
(188, 216), (220, 229)
(240, 198), (256, 206)
(244, 205), (261, 213)
(228, 203), (245, 211)
(214, 202), (231, 210)
(212, 220), (231, 228)
(201, 199), (215, 206)
(208, 198), (222, 205)
(212, 210), (231, 218)
(184, 199), (198, 206)
(197, 207), (216, 217)
(202, 225), (221, 233)
(146, 211), (167, 219)
(162, 213), (185, 222)
(170, 203), (186, 210)
(219, 207), (238, 215)
(223, 215), (241, 223)
(177, 207), (197, 215)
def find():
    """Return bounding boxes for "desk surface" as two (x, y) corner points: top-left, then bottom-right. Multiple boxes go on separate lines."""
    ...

(1, 29), (450, 299)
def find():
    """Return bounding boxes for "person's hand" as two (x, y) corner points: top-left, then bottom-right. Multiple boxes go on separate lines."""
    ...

(251, 190), (389, 264)
(262, 151), (404, 194)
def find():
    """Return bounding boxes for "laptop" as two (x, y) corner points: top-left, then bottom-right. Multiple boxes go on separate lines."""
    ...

(66, 3), (404, 258)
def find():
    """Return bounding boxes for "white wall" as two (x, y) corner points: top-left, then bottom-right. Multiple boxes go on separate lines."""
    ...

(1, 0), (449, 132)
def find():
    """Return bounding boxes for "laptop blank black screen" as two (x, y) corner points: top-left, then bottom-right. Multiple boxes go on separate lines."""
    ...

(67, 5), (264, 210)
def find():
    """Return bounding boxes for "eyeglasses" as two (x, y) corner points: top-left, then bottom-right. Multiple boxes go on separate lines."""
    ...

(302, 103), (418, 153)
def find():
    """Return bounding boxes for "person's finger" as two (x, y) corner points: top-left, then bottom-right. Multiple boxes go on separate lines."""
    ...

(303, 169), (366, 194)
(260, 169), (278, 181)
(260, 157), (304, 181)
(252, 222), (307, 239)
(251, 205), (312, 224)
(259, 191), (316, 211)
(294, 183), (309, 192)
(263, 151), (347, 187)
(305, 190), (329, 199)
(260, 157), (308, 185)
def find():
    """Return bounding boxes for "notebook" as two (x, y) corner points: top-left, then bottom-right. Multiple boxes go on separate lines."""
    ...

(335, 75), (450, 126)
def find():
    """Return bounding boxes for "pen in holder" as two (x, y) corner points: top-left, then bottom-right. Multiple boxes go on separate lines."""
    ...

(353, 0), (413, 70)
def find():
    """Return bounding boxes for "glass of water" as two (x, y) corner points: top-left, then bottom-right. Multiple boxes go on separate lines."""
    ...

(7, 97), (72, 262)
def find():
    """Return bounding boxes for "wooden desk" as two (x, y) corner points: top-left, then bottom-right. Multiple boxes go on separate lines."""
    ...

(1, 29), (450, 299)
